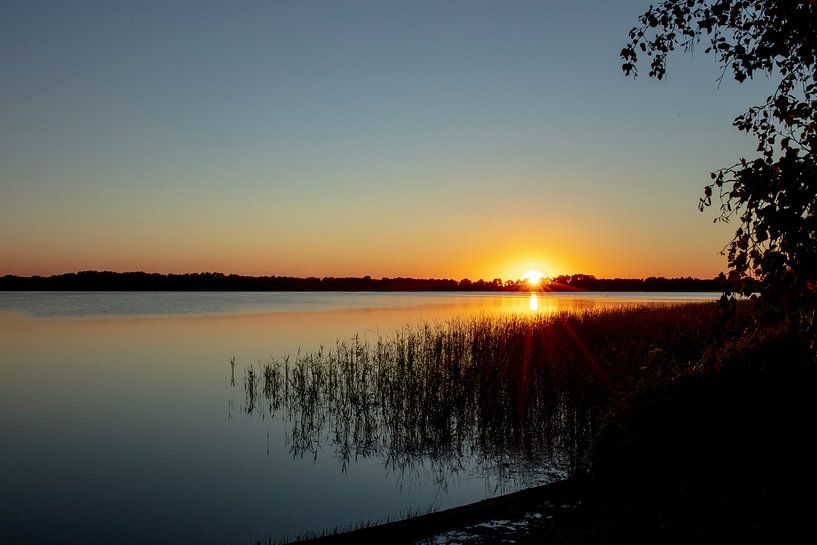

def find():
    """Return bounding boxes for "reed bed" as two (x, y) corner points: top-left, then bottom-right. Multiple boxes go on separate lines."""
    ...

(235, 303), (750, 478)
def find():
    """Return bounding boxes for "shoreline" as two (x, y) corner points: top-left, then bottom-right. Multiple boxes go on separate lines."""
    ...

(287, 479), (581, 544)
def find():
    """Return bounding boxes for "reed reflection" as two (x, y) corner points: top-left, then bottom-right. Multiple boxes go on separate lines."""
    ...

(230, 303), (730, 487)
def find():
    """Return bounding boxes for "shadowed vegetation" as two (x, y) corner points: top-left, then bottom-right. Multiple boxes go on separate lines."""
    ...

(248, 305), (815, 544)
(234, 303), (753, 484)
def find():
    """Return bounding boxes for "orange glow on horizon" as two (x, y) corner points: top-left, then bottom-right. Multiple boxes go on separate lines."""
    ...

(0, 244), (726, 281)
(521, 269), (546, 288)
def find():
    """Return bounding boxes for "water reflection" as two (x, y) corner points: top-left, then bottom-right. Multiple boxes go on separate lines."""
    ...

(0, 293), (723, 544)
(529, 293), (539, 312)
(231, 315), (604, 490)
(231, 302), (727, 494)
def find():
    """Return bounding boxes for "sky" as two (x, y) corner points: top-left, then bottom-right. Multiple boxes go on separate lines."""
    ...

(0, 0), (776, 280)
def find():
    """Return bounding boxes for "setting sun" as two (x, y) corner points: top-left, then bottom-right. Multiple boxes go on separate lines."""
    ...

(521, 269), (546, 287)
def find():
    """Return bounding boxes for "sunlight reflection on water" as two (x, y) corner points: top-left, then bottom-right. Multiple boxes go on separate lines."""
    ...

(0, 291), (719, 545)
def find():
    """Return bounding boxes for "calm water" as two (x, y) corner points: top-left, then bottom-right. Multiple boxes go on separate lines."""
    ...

(0, 291), (717, 544)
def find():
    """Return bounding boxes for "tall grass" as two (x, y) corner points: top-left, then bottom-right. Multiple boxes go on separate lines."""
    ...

(235, 303), (750, 478)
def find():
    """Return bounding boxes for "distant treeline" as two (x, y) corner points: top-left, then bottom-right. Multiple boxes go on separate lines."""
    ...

(0, 271), (726, 292)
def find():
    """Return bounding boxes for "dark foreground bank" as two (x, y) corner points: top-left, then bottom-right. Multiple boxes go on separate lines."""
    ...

(282, 324), (816, 544)
(287, 479), (810, 545)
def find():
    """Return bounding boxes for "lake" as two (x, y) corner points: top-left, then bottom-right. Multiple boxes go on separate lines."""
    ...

(0, 291), (718, 544)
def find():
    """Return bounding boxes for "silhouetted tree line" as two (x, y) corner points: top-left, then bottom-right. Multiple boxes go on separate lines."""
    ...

(0, 270), (727, 292)
(547, 274), (729, 292)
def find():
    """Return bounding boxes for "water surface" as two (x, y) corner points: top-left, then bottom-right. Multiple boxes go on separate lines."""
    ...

(0, 291), (717, 544)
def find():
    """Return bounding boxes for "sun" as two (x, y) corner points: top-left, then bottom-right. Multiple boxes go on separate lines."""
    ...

(521, 269), (546, 288)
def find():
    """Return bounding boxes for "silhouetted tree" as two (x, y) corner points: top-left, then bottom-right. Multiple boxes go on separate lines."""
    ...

(622, 0), (817, 347)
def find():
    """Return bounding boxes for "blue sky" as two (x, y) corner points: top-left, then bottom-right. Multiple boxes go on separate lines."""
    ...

(0, 1), (775, 278)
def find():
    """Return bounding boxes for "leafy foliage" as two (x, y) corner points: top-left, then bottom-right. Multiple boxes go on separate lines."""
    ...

(621, 0), (817, 345)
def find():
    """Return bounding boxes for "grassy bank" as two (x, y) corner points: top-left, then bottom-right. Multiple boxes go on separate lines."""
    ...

(589, 324), (817, 503)
(232, 301), (817, 542)
(236, 302), (817, 542)
(497, 326), (817, 544)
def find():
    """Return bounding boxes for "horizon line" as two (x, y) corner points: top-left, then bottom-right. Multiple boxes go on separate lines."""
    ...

(1, 269), (726, 283)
